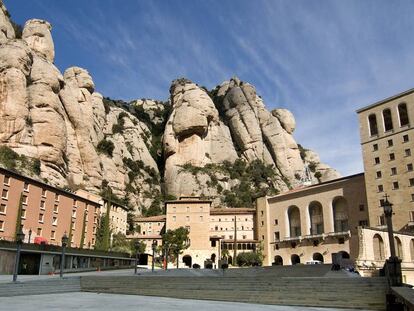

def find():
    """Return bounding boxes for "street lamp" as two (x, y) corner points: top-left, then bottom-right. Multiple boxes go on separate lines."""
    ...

(151, 240), (158, 272)
(134, 240), (141, 275)
(60, 232), (69, 278)
(381, 194), (402, 287)
(13, 229), (25, 282)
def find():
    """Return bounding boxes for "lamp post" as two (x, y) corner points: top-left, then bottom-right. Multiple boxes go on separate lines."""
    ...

(13, 229), (25, 282)
(28, 228), (32, 244)
(151, 240), (158, 272)
(163, 244), (170, 270)
(381, 194), (402, 287)
(134, 240), (140, 275)
(60, 232), (68, 278)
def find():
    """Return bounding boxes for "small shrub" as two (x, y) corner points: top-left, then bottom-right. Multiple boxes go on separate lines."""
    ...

(0, 146), (19, 169)
(97, 139), (115, 157)
(314, 171), (322, 182)
(32, 159), (41, 175)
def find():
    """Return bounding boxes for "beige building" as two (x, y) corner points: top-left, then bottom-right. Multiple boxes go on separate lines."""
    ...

(256, 173), (369, 266)
(132, 215), (165, 254)
(357, 89), (414, 231)
(0, 167), (100, 248)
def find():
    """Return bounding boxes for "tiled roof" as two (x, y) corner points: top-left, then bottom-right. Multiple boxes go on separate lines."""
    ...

(135, 215), (166, 222)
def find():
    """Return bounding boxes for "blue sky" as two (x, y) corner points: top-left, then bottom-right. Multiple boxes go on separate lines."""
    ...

(6, 0), (414, 176)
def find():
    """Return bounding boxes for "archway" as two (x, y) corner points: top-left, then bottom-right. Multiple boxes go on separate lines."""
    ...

(211, 253), (216, 263)
(309, 201), (324, 235)
(274, 256), (283, 266)
(288, 206), (301, 237)
(373, 234), (385, 260)
(383, 108), (393, 131)
(182, 255), (192, 267)
(395, 237), (403, 259)
(398, 103), (409, 126)
(313, 252), (324, 263)
(338, 251), (350, 259)
(368, 114), (378, 136)
(291, 254), (300, 265)
(333, 197), (348, 232)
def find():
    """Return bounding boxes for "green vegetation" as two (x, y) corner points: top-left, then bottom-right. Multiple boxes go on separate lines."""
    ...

(96, 139), (115, 157)
(68, 220), (73, 247)
(79, 211), (87, 249)
(111, 233), (146, 255)
(112, 112), (128, 134)
(308, 162), (316, 172)
(14, 193), (23, 241)
(94, 201), (111, 251)
(314, 171), (322, 182)
(4, 8), (23, 39)
(297, 144), (308, 161)
(236, 252), (263, 267)
(180, 159), (279, 208)
(0, 146), (41, 175)
(162, 227), (190, 267)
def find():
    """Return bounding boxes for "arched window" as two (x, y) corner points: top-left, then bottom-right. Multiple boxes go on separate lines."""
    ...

(373, 234), (385, 260)
(291, 254), (300, 265)
(395, 237), (403, 259)
(309, 201), (324, 235)
(333, 197), (348, 232)
(383, 108), (393, 131)
(288, 206), (301, 237)
(313, 252), (324, 262)
(410, 240), (414, 261)
(368, 114), (378, 136)
(338, 251), (350, 259)
(398, 103), (409, 127)
(274, 255), (283, 266)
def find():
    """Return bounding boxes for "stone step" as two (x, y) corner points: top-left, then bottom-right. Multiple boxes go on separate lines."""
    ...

(0, 278), (81, 297)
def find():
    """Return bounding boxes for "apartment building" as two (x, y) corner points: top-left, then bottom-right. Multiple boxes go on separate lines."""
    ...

(0, 167), (100, 248)
(357, 89), (414, 231)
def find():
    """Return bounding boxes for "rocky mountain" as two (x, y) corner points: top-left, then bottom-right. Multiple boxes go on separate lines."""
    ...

(0, 1), (340, 217)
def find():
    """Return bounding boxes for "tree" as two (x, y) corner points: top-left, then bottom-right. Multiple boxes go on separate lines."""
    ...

(95, 201), (111, 251)
(79, 210), (87, 249)
(236, 252), (263, 267)
(111, 233), (146, 255)
(14, 193), (23, 241)
(162, 227), (190, 268)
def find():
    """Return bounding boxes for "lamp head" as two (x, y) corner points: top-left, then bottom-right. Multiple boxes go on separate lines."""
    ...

(381, 195), (393, 217)
(16, 229), (25, 244)
(61, 232), (69, 247)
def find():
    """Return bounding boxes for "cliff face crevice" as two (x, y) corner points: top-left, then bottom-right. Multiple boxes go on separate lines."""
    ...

(0, 1), (340, 214)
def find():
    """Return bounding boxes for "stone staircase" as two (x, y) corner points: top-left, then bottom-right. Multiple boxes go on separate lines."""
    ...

(81, 275), (388, 310)
(0, 277), (81, 297)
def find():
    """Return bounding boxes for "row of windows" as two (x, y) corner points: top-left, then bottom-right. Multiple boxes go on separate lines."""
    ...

(212, 226), (250, 231)
(377, 178), (414, 192)
(376, 164), (413, 178)
(368, 103), (410, 136)
(372, 135), (410, 152)
(374, 149), (411, 165)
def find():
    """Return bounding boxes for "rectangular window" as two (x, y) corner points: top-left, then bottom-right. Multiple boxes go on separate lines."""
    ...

(186, 206), (189, 212)
(73, 199), (77, 207)
(215, 225), (218, 230)
(200, 206), (203, 211)
(387, 139), (393, 147)
(173, 216), (176, 221)
(3, 176), (10, 185)
(376, 171), (382, 178)
(260, 211), (264, 216)
(40, 200), (45, 210)
(53, 204), (58, 213)
(38, 213), (44, 223)
(359, 204), (365, 211)
(379, 215), (385, 226)
(72, 210), (76, 218)
(186, 216), (190, 222)
(51, 230), (56, 240)
(23, 182), (29, 191)
(359, 220), (368, 226)
(275, 231), (280, 241)
(0, 220), (3, 231)
(55, 193), (59, 201)
(261, 221), (264, 226)
(373, 144), (378, 151)
(41, 189), (46, 197)
(408, 164), (413, 172)
(229, 235), (233, 239)
(36, 228), (42, 236)
(410, 178), (414, 187)
(374, 157), (380, 165)
(242, 235), (246, 239)
(378, 185), (384, 192)
(403, 134), (409, 142)
(389, 153), (395, 161)
(22, 195), (28, 205)
(410, 211), (414, 221)
(52, 217), (58, 226)
(199, 215), (203, 222)
(274, 219), (278, 225)
(380, 199), (385, 207)
(72, 221), (76, 230)
(1, 189), (8, 199)
(393, 181), (399, 189)
(21, 209), (26, 219)
(405, 149), (411, 157)
(391, 167), (397, 175)
(0, 203), (6, 214)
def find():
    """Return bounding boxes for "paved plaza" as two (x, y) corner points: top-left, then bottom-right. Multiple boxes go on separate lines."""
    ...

(0, 292), (371, 311)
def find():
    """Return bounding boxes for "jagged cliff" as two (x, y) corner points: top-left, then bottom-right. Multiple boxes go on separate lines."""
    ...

(0, 2), (340, 215)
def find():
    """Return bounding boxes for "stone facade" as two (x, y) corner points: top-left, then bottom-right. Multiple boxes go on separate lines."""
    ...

(256, 174), (369, 266)
(357, 89), (414, 232)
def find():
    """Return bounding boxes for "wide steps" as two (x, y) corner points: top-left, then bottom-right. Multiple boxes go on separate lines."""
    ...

(81, 276), (387, 310)
(0, 277), (81, 297)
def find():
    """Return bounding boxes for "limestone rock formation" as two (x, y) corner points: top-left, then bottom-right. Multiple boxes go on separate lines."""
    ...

(0, 2), (14, 43)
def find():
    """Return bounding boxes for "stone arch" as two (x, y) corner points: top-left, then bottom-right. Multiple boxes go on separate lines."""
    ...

(395, 237), (403, 259)
(368, 114), (378, 136)
(338, 251), (350, 259)
(211, 253), (216, 263)
(274, 255), (283, 265)
(383, 108), (393, 131)
(373, 234), (385, 260)
(288, 205), (301, 237)
(309, 201), (324, 235)
(313, 252), (324, 262)
(182, 255), (192, 267)
(332, 197), (349, 232)
(291, 254), (300, 265)
(398, 103), (409, 127)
